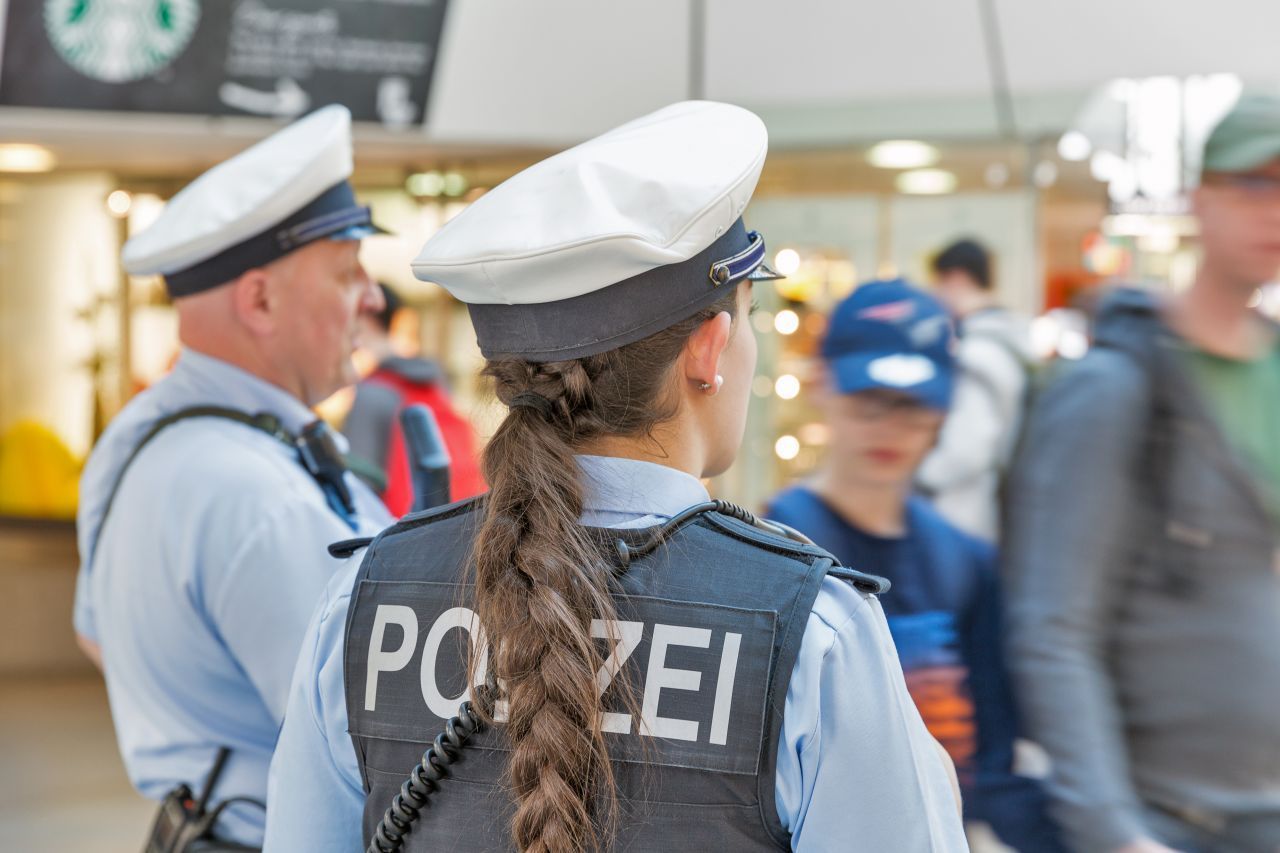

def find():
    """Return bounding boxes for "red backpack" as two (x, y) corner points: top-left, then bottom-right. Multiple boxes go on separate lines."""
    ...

(365, 368), (486, 515)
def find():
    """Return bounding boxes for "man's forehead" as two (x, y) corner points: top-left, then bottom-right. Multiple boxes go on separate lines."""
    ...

(1204, 158), (1280, 182)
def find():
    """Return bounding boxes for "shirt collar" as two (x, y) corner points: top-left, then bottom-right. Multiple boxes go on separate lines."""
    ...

(576, 454), (710, 521)
(171, 348), (320, 438)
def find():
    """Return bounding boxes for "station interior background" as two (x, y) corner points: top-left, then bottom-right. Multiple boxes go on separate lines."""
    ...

(3, 0), (1279, 848)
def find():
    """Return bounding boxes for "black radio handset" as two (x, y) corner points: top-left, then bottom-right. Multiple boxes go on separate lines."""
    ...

(296, 420), (357, 521)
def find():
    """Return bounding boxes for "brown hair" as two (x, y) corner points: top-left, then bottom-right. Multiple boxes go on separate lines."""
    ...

(470, 287), (741, 852)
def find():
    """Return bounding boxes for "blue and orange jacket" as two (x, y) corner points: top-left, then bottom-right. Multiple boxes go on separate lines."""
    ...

(768, 486), (1062, 852)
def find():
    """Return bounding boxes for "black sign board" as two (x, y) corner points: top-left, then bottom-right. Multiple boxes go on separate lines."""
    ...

(0, 0), (450, 127)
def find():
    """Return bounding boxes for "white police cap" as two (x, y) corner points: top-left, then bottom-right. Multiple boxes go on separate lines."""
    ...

(122, 104), (385, 298)
(412, 100), (781, 362)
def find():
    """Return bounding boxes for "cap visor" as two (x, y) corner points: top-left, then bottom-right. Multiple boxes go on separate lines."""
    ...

(747, 261), (785, 281)
(328, 222), (391, 241)
(827, 351), (952, 409)
(1204, 135), (1280, 173)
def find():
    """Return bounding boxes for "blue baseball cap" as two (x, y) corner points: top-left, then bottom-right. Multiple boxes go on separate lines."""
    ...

(819, 278), (955, 409)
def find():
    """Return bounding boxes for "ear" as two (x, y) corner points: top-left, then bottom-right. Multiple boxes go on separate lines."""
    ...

(229, 267), (279, 336)
(682, 310), (733, 391)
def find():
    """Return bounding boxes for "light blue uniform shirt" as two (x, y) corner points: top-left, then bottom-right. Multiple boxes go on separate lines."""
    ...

(75, 348), (393, 845)
(264, 455), (966, 851)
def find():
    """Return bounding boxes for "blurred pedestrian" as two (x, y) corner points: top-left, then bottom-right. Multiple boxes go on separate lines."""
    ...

(344, 282), (485, 513)
(918, 239), (1036, 542)
(1005, 92), (1280, 853)
(769, 279), (1060, 852)
(74, 106), (394, 848)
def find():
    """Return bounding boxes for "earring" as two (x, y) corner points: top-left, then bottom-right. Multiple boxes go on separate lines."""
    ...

(699, 375), (724, 395)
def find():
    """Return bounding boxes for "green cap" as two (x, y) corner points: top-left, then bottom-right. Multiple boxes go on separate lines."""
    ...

(1202, 91), (1280, 174)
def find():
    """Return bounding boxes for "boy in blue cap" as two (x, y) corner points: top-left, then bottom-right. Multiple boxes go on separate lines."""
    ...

(768, 279), (1059, 852)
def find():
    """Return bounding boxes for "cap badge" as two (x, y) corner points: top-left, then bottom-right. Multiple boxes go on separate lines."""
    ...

(858, 299), (916, 322)
(708, 231), (767, 287)
(867, 354), (936, 388)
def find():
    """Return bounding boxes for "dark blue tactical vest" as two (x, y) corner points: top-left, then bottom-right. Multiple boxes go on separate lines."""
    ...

(343, 498), (879, 851)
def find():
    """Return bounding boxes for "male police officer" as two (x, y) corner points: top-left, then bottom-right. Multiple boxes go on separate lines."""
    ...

(74, 105), (394, 848)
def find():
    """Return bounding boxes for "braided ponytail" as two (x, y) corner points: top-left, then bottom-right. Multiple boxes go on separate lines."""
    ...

(470, 288), (740, 852)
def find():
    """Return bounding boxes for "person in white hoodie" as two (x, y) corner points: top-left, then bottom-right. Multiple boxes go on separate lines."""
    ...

(917, 238), (1036, 542)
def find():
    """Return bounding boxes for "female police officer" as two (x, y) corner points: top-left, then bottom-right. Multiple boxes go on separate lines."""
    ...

(264, 101), (965, 853)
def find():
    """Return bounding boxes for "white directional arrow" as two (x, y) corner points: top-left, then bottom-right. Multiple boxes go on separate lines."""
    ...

(218, 78), (311, 118)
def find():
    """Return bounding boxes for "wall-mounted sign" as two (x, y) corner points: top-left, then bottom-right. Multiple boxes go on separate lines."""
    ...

(0, 0), (450, 128)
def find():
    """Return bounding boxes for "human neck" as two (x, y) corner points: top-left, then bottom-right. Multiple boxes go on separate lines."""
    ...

(953, 288), (999, 319)
(810, 467), (908, 537)
(179, 327), (308, 405)
(1170, 267), (1270, 359)
(576, 421), (707, 482)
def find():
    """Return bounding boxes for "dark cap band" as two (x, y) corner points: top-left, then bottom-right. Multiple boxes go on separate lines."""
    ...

(468, 218), (771, 362)
(163, 180), (385, 298)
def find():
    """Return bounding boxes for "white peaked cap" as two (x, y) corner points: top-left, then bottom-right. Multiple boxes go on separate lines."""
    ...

(411, 100), (778, 361)
(122, 105), (382, 296)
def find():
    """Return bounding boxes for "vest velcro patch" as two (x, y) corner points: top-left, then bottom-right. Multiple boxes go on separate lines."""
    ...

(347, 579), (776, 776)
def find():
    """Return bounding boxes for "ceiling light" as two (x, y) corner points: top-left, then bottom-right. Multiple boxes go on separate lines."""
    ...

(1090, 150), (1126, 182)
(1057, 131), (1092, 162)
(867, 140), (939, 170)
(774, 309), (800, 335)
(774, 435), (800, 461)
(106, 190), (132, 218)
(442, 171), (468, 197)
(773, 248), (801, 276)
(775, 374), (801, 400)
(1033, 161), (1059, 188)
(0, 144), (56, 173)
(406, 171), (445, 197)
(896, 169), (957, 195)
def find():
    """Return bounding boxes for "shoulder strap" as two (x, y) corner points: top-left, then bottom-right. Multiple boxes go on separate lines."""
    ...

(826, 564), (891, 594)
(964, 324), (1035, 372)
(771, 488), (851, 551)
(91, 406), (294, 565)
(764, 491), (892, 594)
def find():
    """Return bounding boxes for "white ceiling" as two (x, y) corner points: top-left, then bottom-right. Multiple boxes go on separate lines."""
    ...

(704, 0), (995, 104)
(3, 0), (1278, 156)
(425, 0), (1280, 144)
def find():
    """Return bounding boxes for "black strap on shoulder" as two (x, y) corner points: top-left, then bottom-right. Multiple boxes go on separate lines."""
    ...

(329, 536), (375, 558)
(826, 565), (892, 595)
(610, 498), (820, 569)
(91, 406), (295, 565)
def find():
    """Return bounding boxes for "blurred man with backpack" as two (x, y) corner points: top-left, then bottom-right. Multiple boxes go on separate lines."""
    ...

(1005, 92), (1280, 853)
(918, 238), (1037, 542)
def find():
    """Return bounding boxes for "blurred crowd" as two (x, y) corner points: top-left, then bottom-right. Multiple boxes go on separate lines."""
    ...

(756, 93), (1280, 853)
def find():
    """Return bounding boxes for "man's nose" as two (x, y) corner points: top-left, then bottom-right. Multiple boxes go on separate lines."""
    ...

(360, 269), (384, 312)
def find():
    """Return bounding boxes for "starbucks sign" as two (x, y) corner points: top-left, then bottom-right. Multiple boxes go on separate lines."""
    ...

(0, 0), (450, 127)
(44, 0), (201, 83)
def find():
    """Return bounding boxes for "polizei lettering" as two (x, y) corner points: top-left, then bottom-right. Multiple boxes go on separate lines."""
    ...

(347, 582), (776, 775)
(365, 604), (744, 746)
